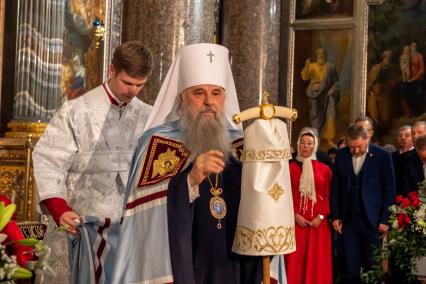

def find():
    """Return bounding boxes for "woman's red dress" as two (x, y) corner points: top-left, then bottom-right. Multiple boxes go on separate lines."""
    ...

(285, 160), (333, 284)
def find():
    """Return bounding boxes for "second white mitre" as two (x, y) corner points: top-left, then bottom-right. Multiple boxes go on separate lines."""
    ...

(232, 118), (296, 256)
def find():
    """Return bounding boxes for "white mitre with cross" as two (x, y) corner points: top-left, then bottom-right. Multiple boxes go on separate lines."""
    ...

(232, 95), (296, 256)
(143, 43), (242, 134)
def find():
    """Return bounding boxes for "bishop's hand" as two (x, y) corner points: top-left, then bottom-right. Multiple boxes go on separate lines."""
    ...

(188, 150), (225, 187)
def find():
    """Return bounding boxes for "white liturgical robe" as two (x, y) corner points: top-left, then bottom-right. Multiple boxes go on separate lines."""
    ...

(33, 84), (151, 284)
(33, 85), (151, 219)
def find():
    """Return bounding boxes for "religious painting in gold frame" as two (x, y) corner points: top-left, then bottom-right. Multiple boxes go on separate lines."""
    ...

(291, 27), (353, 150)
(62, 0), (122, 101)
(366, 0), (426, 145)
(295, 0), (354, 20)
(281, 1), (385, 149)
(12, 0), (122, 121)
(0, 0), (123, 223)
(62, 0), (106, 100)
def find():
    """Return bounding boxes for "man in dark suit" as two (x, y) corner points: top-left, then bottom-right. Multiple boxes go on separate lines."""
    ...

(411, 121), (426, 144)
(402, 134), (426, 195)
(330, 124), (395, 284)
(402, 121), (426, 195)
(392, 125), (413, 196)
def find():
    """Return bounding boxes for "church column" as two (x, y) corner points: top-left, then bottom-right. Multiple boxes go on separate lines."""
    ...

(0, 0), (5, 97)
(122, 0), (219, 104)
(5, 0), (66, 138)
(222, 1), (281, 110)
(13, 0), (65, 121)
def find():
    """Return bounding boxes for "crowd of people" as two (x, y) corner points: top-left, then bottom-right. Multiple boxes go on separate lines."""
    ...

(29, 40), (425, 284)
(290, 116), (426, 284)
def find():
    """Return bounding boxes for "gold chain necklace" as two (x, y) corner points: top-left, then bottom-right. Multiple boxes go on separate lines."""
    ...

(207, 174), (227, 229)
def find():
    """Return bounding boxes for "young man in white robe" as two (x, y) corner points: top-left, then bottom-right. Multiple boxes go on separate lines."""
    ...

(33, 41), (153, 284)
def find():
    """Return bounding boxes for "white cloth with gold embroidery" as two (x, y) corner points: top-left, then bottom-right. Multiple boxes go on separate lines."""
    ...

(232, 118), (296, 256)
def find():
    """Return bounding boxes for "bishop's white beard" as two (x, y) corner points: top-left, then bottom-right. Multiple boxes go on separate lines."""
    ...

(180, 105), (231, 163)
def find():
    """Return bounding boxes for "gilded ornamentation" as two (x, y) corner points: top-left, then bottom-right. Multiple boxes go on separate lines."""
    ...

(262, 91), (270, 105)
(268, 183), (284, 202)
(259, 104), (276, 120)
(241, 148), (292, 161)
(138, 136), (190, 187)
(0, 154), (27, 160)
(259, 91), (275, 120)
(0, 167), (25, 220)
(93, 18), (105, 49)
(209, 196), (227, 225)
(18, 223), (47, 240)
(5, 121), (47, 139)
(0, 137), (37, 221)
(207, 174), (227, 229)
(232, 114), (241, 124)
(231, 138), (244, 160)
(151, 148), (181, 178)
(291, 109), (298, 122)
(233, 225), (295, 254)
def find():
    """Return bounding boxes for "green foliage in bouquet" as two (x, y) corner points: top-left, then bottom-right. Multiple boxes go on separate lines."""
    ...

(420, 180), (426, 203)
(362, 182), (426, 283)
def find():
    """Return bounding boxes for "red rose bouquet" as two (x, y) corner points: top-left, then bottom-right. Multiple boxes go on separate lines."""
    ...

(0, 200), (38, 283)
(363, 183), (426, 283)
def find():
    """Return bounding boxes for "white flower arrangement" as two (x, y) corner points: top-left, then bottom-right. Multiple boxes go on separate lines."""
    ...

(0, 243), (19, 281)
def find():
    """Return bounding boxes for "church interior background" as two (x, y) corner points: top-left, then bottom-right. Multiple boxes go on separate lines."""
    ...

(0, 0), (425, 282)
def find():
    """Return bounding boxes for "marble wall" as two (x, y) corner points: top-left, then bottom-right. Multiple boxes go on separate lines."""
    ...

(222, 0), (282, 111)
(122, 0), (219, 104)
(0, 0), (4, 96)
(122, 0), (283, 110)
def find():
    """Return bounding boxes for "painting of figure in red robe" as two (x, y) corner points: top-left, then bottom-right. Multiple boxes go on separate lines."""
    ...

(367, 0), (426, 145)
